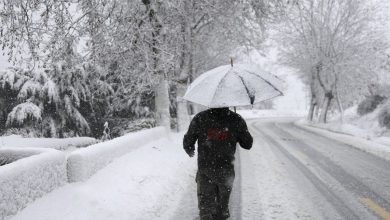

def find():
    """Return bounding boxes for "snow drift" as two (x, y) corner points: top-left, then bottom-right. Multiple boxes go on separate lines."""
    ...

(0, 148), (67, 219)
(67, 127), (167, 182)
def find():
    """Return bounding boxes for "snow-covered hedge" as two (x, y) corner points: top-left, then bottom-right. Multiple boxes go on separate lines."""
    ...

(67, 127), (167, 182)
(0, 135), (97, 150)
(0, 148), (67, 219)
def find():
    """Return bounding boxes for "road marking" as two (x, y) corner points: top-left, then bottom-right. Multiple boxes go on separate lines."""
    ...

(360, 198), (390, 220)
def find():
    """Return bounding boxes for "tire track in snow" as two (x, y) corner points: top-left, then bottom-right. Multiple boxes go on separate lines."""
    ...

(258, 125), (362, 220)
(259, 120), (389, 219)
(276, 122), (390, 208)
(249, 120), (330, 220)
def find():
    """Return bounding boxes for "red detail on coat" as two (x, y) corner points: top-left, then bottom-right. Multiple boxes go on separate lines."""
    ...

(207, 128), (229, 141)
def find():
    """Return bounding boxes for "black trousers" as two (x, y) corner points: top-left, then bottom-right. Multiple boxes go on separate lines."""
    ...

(196, 170), (235, 220)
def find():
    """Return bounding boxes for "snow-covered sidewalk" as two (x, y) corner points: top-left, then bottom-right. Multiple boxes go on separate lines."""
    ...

(11, 133), (196, 220)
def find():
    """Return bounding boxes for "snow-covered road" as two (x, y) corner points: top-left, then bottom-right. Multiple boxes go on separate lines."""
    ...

(10, 118), (390, 220)
(245, 118), (390, 220)
(170, 118), (390, 219)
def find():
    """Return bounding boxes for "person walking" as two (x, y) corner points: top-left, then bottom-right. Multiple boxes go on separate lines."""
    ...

(183, 107), (253, 220)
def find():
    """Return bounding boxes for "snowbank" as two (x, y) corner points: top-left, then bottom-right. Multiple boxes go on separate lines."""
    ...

(295, 121), (390, 161)
(309, 105), (390, 147)
(0, 148), (67, 219)
(0, 135), (97, 151)
(67, 127), (167, 182)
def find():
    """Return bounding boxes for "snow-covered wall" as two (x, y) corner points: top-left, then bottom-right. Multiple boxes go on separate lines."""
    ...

(67, 127), (168, 182)
(0, 148), (67, 219)
(0, 135), (97, 151)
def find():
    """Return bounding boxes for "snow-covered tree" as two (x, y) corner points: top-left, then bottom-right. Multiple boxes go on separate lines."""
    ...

(0, 62), (93, 137)
(173, 0), (285, 131)
(0, 0), (287, 135)
(278, 0), (388, 123)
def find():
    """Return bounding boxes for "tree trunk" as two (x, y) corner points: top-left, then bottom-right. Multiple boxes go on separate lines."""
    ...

(319, 92), (333, 123)
(176, 49), (191, 131)
(176, 1), (193, 132)
(308, 102), (316, 121)
(335, 91), (344, 123)
(176, 84), (190, 131)
(313, 104), (319, 121)
(155, 76), (170, 128)
(307, 93), (317, 121)
(142, 0), (170, 128)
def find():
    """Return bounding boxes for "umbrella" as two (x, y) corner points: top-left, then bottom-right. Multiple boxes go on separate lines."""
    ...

(183, 63), (284, 108)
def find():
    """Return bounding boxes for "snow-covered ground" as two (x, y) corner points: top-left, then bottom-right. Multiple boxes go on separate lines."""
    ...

(10, 133), (197, 220)
(0, 135), (97, 151)
(312, 106), (388, 139)
(5, 110), (390, 220)
(297, 104), (390, 161)
(7, 121), (291, 220)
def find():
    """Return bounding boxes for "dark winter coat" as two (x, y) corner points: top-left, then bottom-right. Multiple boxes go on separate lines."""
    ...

(183, 108), (253, 178)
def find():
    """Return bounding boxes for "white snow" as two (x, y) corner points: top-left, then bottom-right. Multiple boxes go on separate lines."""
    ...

(42, 79), (60, 103)
(9, 117), (323, 220)
(67, 127), (168, 182)
(0, 135), (97, 151)
(303, 105), (390, 151)
(296, 120), (390, 161)
(17, 81), (41, 100)
(9, 115), (384, 220)
(11, 133), (196, 220)
(0, 54), (11, 71)
(5, 102), (41, 126)
(240, 122), (328, 220)
(0, 148), (67, 219)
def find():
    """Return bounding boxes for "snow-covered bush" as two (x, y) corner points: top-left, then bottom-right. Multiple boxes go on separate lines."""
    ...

(109, 117), (156, 137)
(357, 95), (386, 116)
(67, 127), (167, 182)
(0, 148), (67, 219)
(378, 102), (390, 129)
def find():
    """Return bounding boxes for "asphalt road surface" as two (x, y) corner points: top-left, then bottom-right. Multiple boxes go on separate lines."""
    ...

(174, 118), (390, 220)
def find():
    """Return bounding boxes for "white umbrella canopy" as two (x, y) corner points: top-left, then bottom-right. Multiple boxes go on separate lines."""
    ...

(183, 64), (284, 108)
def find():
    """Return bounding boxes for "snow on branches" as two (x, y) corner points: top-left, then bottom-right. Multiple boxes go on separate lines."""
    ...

(278, 0), (389, 123)
(6, 102), (42, 126)
(0, 64), (92, 137)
